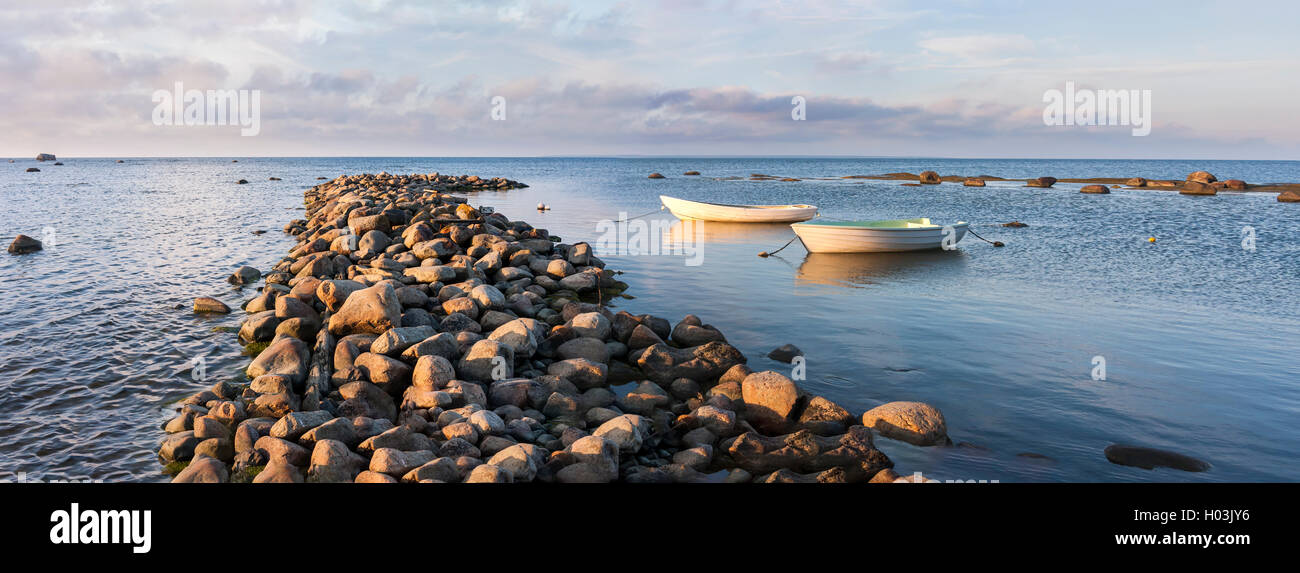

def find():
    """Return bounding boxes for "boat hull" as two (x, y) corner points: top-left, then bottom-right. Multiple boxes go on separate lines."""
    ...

(660, 195), (818, 223)
(791, 221), (969, 253)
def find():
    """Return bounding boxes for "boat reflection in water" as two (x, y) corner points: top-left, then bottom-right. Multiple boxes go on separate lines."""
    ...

(662, 219), (793, 246)
(793, 250), (968, 291)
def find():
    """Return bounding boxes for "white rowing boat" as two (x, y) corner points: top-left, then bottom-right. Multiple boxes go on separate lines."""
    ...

(790, 218), (969, 253)
(660, 195), (818, 223)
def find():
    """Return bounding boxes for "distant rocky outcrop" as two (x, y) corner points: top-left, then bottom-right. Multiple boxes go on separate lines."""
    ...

(35, 153), (55, 161)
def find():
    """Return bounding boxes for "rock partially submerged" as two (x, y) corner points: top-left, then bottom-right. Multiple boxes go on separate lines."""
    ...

(861, 401), (949, 446)
(1103, 444), (1210, 472)
(766, 344), (803, 363)
(1080, 184), (1110, 194)
(193, 297), (231, 313)
(228, 265), (261, 285)
(7, 234), (42, 254)
(1026, 177), (1057, 188)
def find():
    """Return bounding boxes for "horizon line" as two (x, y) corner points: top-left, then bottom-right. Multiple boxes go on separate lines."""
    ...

(7, 154), (1299, 163)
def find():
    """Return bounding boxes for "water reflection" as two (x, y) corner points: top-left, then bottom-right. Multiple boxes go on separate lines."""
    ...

(793, 250), (969, 289)
(664, 219), (793, 246)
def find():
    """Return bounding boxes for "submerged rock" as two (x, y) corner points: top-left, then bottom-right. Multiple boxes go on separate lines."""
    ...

(1103, 444), (1210, 472)
(766, 344), (803, 363)
(918, 171), (941, 184)
(1080, 184), (1110, 194)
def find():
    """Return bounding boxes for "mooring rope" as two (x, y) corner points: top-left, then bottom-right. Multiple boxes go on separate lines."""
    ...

(966, 227), (1005, 247)
(758, 237), (798, 257)
(618, 205), (666, 222)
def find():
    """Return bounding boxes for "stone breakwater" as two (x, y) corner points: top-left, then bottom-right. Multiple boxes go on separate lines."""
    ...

(161, 172), (937, 484)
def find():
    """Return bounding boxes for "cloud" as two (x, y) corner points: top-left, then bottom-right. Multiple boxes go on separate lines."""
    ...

(1, 1), (1298, 157)
(918, 34), (1035, 62)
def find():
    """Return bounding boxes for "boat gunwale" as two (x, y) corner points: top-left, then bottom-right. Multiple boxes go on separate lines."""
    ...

(791, 219), (969, 231)
(659, 195), (817, 210)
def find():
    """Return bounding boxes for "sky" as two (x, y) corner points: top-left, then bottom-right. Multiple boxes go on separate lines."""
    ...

(2, 0), (1298, 159)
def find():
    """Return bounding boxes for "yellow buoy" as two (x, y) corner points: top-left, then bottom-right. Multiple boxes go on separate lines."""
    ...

(1148, 237), (1156, 243)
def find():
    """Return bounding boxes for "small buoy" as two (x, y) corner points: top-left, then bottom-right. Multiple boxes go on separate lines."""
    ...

(1148, 237), (1156, 243)
(536, 202), (550, 211)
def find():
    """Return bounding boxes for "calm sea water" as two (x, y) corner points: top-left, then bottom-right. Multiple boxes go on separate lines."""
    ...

(2, 157), (1297, 482)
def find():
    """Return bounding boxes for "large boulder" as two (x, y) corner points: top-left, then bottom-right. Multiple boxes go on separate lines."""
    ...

(1186, 171), (1217, 184)
(171, 454), (228, 483)
(593, 414), (651, 453)
(316, 279), (366, 312)
(860, 401), (949, 446)
(328, 283), (402, 336)
(411, 355), (456, 390)
(457, 339), (514, 382)
(741, 371), (801, 434)
(1277, 190), (1300, 203)
(636, 341), (747, 384)
(487, 319), (538, 358)
(670, 315), (725, 346)
(354, 352), (412, 396)
(569, 312), (612, 340)
(918, 171), (941, 184)
(245, 336), (311, 385)
(1180, 181), (1217, 196)
(546, 358), (608, 390)
(371, 325), (436, 356)
(486, 444), (539, 482)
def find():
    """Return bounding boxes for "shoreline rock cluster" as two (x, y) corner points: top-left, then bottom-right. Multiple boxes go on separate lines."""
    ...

(162, 172), (948, 484)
